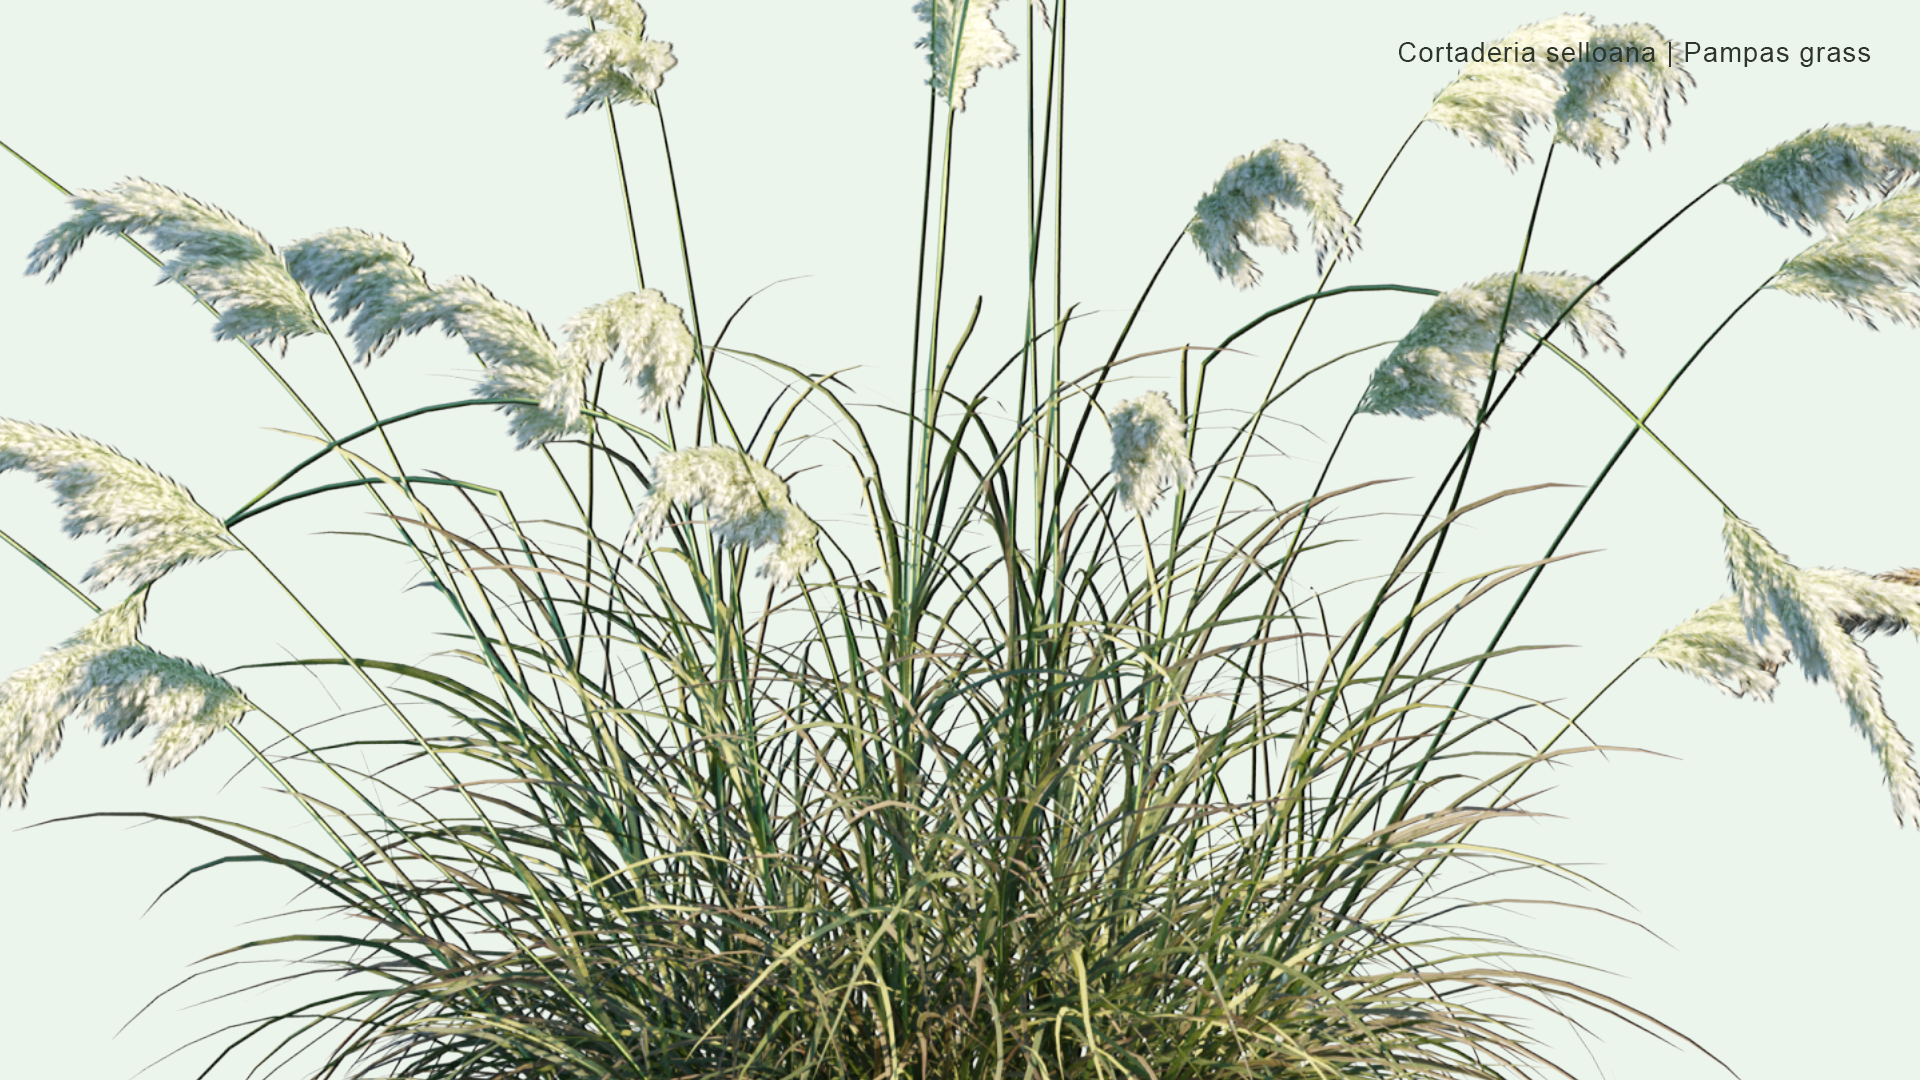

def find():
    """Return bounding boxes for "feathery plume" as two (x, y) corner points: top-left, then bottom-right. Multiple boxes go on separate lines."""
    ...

(1649, 570), (1920, 825)
(1423, 15), (1593, 169)
(1554, 23), (1693, 165)
(430, 278), (583, 449)
(1108, 392), (1194, 516)
(1811, 567), (1920, 825)
(1726, 124), (1920, 235)
(471, 354), (588, 450)
(1713, 514), (1920, 825)
(1651, 555), (1920, 702)
(0, 419), (241, 591)
(1358, 272), (1620, 424)
(1819, 614), (1920, 825)
(1722, 511), (1827, 680)
(281, 234), (697, 444)
(546, 0), (677, 116)
(914, 0), (1017, 111)
(1766, 189), (1920, 329)
(1829, 567), (1920, 636)
(1646, 595), (1791, 700)
(0, 595), (140, 807)
(1, 590), (251, 807)
(25, 178), (323, 354)
(561, 291), (697, 416)
(1188, 140), (1360, 288)
(627, 447), (822, 587)
(284, 228), (440, 362)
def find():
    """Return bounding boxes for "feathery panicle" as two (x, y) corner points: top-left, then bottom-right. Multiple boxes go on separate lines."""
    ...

(1720, 517), (1920, 823)
(1805, 567), (1920, 822)
(1108, 392), (1194, 516)
(1555, 23), (1693, 165)
(546, 0), (676, 116)
(1, 590), (251, 807)
(0, 594), (141, 807)
(472, 354), (589, 450)
(562, 291), (697, 416)
(914, 0), (1017, 111)
(1188, 140), (1360, 288)
(1828, 567), (1920, 636)
(761, 518), (826, 592)
(284, 228), (440, 362)
(25, 178), (323, 354)
(628, 447), (822, 587)
(0, 419), (241, 591)
(1819, 617), (1920, 825)
(1721, 511), (1828, 680)
(1358, 272), (1620, 424)
(1646, 595), (1791, 700)
(1727, 124), (1920, 235)
(1423, 15), (1593, 170)
(1767, 189), (1920, 329)
(432, 278), (564, 376)
(1651, 559), (1920, 824)
(430, 278), (582, 450)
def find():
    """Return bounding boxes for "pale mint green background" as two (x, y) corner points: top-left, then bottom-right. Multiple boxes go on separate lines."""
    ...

(4, 3), (1917, 1078)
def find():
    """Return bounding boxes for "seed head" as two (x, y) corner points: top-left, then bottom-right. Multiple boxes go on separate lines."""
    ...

(547, 0), (677, 116)
(1108, 392), (1194, 516)
(1651, 513), (1920, 826)
(1728, 124), (1920, 235)
(1358, 272), (1620, 424)
(285, 227), (440, 363)
(1424, 15), (1593, 170)
(628, 447), (822, 587)
(2, 590), (251, 808)
(1554, 23), (1693, 165)
(0, 419), (241, 591)
(914, 0), (1017, 111)
(1768, 189), (1920, 329)
(26, 178), (323, 354)
(561, 290), (696, 417)
(1188, 140), (1359, 288)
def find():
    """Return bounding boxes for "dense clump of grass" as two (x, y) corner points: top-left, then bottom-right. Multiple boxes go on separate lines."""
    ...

(6, 5), (1920, 1079)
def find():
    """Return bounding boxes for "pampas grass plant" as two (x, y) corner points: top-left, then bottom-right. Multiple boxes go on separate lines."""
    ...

(6, 4), (1920, 1079)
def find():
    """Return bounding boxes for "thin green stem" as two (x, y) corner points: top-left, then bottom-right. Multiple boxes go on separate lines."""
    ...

(0, 527), (100, 612)
(654, 96), (739, 450)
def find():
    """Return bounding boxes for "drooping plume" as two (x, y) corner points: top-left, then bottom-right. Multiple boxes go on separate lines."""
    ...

(1358, 272), (1620, 424)
(546, 0), (677, 115)
(1767, 189), (1920, 329)
(1646, 594), (1792, 701)
(0, 419), (241, 591)
(1423, 15), (1594, 170)
(1108, 392), (1195, 516)
(1554, 23), (1693, 165)
(285, 228), (441, 362)
(627, 446), (822, 587)
(1188, 140), (1360, 288)
(1650, 513), (1920, 826)
(26, 178), (323, 354)
(1, 590), (252, 807)
(561, 291), (696, 417)
(432, 278), (584, 450)
(1727, 124), (1920, 235)
(1722, 511), (1827, 681)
